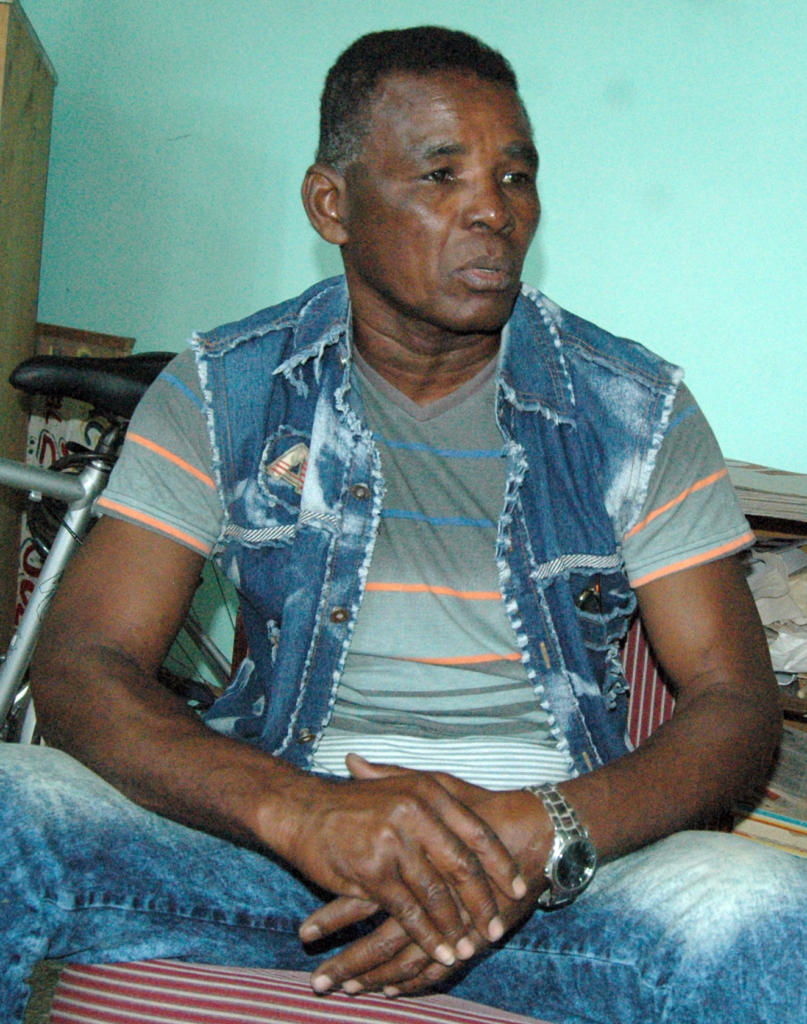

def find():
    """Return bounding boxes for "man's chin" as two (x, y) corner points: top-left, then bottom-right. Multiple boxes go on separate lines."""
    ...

(444, 288), (520, 335)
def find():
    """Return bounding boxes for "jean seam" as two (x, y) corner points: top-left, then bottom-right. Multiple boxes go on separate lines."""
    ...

(42, 893), (300, 936)
(491, 938), (671, 1012)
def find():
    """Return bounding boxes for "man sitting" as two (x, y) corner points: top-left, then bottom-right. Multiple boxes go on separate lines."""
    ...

(2, 26), (804, 1024)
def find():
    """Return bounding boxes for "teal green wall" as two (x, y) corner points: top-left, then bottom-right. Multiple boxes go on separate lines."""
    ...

(22, 1), (807, 471)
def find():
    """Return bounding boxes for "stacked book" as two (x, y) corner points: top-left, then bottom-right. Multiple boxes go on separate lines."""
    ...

(733, 724), (807, 857)
(727, 460), (807, 524)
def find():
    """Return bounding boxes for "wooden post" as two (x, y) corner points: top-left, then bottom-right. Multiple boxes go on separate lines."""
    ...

(0, 0), (56, 648)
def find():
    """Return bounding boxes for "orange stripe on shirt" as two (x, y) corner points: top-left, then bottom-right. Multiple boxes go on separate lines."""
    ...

(624, 468), (729, 541)
(365, 582), (501, 601)
(401, 652), (522, 666)
(630, 531), (755, 588)
(127, 432), (216, 489)
(97, 497), (211, 555)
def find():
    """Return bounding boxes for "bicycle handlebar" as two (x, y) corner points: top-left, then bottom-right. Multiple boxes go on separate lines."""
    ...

(0, 458), (89, 503)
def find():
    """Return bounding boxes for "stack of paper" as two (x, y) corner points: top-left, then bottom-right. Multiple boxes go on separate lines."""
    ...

(727, 461), (807, 522)
(733, 725), (807, 857)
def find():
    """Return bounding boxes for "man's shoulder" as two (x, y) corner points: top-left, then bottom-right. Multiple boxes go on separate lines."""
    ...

(191, 276), (349, 358)
(517, 286), (681, 390)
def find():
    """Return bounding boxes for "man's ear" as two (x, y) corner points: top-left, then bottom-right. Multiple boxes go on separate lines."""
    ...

(301, 163), (350, 245)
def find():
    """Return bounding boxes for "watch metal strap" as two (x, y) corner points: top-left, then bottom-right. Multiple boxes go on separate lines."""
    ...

(524, 782), (597, 907)
(527, 783), (587, 836)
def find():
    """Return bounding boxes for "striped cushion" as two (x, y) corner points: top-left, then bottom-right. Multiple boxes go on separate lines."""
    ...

(624, 618), (675, 747)
(49, 960), (547, 1023)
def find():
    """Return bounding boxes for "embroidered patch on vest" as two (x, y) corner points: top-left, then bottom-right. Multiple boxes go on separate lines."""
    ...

(266, 442), (309, 493)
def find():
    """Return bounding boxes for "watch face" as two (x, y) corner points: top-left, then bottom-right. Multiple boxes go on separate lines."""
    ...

(556, 838), (597, 891)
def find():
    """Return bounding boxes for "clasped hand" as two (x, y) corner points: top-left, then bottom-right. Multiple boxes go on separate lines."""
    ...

(282, 755), (546, 997)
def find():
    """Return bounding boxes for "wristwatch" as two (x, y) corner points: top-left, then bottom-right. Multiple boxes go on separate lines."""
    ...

(524, 783), (598, 909)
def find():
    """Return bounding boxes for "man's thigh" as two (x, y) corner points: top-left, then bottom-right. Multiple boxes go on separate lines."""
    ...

(6, 746), (806, 1022)
(1, 743), (323, 970)
(451, 830), (807, 1023)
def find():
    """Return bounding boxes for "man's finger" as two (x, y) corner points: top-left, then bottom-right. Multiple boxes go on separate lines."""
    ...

(299, 895), (379, 944)
(310, 917), (423, 993)
(345, 752), (400, 779)
(370, 861), (465, 966)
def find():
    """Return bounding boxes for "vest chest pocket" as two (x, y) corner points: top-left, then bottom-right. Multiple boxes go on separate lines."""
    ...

(226, 430), (311, 549)
(571, 569), (635, 652)
(569, 568), (636, 709)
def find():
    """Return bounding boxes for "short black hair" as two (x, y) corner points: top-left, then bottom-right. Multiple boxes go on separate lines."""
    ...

(317, 26), (523, 170)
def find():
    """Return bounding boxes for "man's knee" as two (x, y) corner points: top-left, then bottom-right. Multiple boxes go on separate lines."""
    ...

(607, 830), (803, 924)
(0, 744), (118, 837)
(601, 831), (807, 1012)
(1, 744), (84, 822)
(471, 831), (807, 1022)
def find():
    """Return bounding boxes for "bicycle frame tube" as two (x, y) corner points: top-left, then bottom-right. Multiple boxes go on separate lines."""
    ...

(182, 608), (231, 687)
(0, 458), (86, 503)
(0, 457), (112, 725)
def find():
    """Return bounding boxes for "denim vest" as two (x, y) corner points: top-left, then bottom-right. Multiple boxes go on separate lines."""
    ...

(193, 276), (681, 777)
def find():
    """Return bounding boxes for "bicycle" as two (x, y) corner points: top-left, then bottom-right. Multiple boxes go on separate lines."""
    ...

(0, 351), (233, 744)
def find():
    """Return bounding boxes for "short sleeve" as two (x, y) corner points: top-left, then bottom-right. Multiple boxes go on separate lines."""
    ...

(97, 349), (223, 555)
(622, 383), (755, 588)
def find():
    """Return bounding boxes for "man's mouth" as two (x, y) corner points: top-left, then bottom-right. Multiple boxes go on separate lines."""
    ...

(454, 257), (516, 292)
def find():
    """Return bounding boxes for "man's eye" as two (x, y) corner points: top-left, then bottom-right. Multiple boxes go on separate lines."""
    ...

(503, 171), (535, 186)
(423, 167), (454, 183)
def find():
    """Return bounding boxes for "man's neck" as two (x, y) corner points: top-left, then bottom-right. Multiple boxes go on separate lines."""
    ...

(351, 319), (501, 406)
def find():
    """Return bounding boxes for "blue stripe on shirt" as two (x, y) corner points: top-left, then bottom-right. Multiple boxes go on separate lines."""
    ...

(376, 435), (502, 459)
(665, 403), (698, 433)
(160, 372), (204, 411)
(382, 508), (496, 529)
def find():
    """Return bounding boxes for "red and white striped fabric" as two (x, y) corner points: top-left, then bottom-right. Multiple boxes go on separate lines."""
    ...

(623, 617), (675, 747)
(49, 960), (548, 1024)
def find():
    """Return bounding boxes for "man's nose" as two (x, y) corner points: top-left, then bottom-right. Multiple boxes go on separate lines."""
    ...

(463, 178), (515, 234)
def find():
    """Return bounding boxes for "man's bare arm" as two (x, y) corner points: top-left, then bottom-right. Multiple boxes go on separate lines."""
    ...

(567, 553), (781, 853)
(306, 554), (781, 995)
(29, 516), (524, 965)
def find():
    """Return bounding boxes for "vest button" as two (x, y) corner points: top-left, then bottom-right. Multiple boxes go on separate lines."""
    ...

(330, 606), (349, 623)
(297, 728), (316, 744)
(351, 482), (371, 500)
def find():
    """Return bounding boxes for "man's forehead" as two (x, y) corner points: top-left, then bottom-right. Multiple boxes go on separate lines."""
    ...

(368, 68), (519, 109)
(363, 69), (533, 146)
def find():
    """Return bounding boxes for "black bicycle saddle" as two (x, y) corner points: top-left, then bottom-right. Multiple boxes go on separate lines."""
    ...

(9, 352), (176, 420)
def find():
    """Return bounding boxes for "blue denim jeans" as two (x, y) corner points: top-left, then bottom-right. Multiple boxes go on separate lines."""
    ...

(3, 743), (806, 1023)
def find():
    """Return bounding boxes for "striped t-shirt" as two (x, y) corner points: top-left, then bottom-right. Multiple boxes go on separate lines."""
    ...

(311, 352), (572, 786)
(99, 347), (753, 787)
